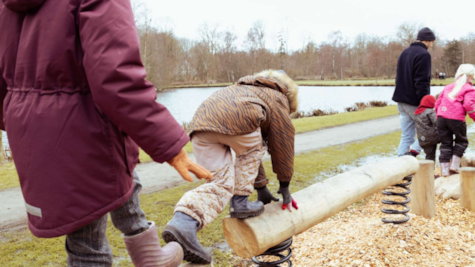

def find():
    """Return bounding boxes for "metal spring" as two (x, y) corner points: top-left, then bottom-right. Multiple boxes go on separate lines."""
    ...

(251, 237), (293, 266)
(381, 174), (413, 224)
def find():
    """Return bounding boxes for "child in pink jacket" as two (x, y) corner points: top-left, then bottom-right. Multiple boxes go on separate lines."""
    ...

(435, 64), (475, 176)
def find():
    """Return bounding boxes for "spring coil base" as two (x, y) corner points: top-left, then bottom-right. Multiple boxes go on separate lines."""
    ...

(251, 237), (293, 266)
(381, 175), (413, 224)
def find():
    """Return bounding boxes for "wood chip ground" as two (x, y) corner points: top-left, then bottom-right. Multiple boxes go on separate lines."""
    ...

(231, 169), (475, 266)
(289, 191), (475, 266)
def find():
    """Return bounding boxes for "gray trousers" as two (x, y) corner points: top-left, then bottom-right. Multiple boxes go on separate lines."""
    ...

(66, 170), (149, 267)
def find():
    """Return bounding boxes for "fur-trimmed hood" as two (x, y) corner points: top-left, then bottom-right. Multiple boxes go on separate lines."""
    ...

(253, 70), (299, 113)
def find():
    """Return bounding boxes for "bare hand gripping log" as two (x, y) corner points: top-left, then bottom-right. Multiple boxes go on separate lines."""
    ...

(223, 156), (420, 258)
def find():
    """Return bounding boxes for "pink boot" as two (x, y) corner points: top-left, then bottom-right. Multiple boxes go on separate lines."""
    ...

(450, 155), (461, 174)
(441, 162), (450, 177)
(124, 221), (184, 267)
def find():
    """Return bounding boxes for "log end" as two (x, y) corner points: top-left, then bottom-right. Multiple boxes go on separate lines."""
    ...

(222, 216), (259, 258)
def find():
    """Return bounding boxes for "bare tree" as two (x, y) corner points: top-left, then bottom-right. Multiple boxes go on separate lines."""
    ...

(131, 0), (146, 26)
(198, 23), (221, 81)
(220, 30), (238, 82)
(328, 31), (344, 79)
(397, 21), (422, 46)
(278, 29), (287, 69)
(246, 21), (266, 51)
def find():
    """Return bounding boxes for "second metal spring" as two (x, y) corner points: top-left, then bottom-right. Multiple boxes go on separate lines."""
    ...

(381, 174), (413, 224)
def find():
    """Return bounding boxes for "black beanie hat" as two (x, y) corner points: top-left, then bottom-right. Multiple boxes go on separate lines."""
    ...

(417, 27), (436, 41)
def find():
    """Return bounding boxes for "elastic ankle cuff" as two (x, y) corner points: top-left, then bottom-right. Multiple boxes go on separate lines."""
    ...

(233, 190), (252, 196)
(174, 208), (204, 230)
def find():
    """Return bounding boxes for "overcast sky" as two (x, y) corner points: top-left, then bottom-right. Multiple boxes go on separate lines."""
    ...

(134, 0), (472, 51)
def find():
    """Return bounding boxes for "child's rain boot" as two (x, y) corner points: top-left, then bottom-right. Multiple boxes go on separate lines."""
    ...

(229, 195), (264, 219)
(162, 212), (212, 264)
(124, 221), (183, 267)
(441, 162), (450, 177)
(450, 155), (461, 174)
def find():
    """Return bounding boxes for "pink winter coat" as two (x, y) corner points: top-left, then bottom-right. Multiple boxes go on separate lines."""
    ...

(0, 0), (189, 237)
(435, 82), (475, 122)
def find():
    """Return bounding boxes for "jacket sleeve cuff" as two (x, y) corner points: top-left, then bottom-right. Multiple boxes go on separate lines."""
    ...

(150, 131), (190, 163)
(254, 178), (269, 189)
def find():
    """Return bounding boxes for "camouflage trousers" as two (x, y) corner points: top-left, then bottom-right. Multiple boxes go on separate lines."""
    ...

(175, 128), (267, 229)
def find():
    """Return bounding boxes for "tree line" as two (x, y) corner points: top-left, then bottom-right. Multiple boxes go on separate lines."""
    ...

(132, 4), (474, 90)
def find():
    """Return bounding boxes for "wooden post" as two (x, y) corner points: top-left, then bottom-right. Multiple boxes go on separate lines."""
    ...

(223, 156), (420, 258)
(461, 154), (475, 167)
(410, 160), (435, 218)
(460, 167), (475, 211)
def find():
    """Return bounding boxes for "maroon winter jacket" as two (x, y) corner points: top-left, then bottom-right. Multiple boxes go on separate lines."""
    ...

(0, 0), (189, 237)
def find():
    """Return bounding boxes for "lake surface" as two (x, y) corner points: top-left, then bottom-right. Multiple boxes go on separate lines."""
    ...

(157, 86), (444, 123)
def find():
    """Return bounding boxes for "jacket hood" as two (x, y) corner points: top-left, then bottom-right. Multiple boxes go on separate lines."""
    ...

(415, 95), (436, 115)
(2, 0), (46, 12)
(238, 70), (299, 113)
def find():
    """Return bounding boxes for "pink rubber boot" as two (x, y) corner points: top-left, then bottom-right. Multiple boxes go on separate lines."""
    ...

(450, 155), (461, 174)
(441, 162), (450, 177)
(124, 221), (184, 267)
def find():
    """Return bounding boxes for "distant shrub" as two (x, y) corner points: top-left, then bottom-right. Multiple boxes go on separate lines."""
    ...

(291, 109), (339, 119)
(355, 102), (368, 110)
(369, 101), (388, 107)
(345, 106), (358, 112)
(311, 109), (329, 117)
(291, 111), (304, 119)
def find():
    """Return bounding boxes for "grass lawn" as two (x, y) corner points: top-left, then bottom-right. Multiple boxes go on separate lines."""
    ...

(3, 119), (474, 266)
(293, 105), (397, 134)
(0, 163), (19, 190)
(0, 106), (398, 191)
(0, 129), (403, 266)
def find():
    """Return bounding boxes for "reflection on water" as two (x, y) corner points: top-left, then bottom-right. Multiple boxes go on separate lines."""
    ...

(157, 86), (445, 123)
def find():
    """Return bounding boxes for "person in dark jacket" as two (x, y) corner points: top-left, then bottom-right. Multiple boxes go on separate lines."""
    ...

(414, 95), (440, 162)
(393, 27), (436, 157)
(0, 0), (212, 266)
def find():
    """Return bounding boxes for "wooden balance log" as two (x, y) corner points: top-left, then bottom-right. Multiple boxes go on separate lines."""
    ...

(223, 156), (420, 258)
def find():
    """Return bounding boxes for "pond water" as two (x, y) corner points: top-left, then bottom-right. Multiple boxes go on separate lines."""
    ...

(157, 86), (444, 123)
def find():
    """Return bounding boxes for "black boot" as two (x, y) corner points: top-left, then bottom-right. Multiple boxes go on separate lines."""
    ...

(162, 212), (212, 264)
(229, 195), (264, 219)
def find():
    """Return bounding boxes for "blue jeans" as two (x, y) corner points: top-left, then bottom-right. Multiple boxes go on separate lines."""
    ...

(397, 103), (422, 156)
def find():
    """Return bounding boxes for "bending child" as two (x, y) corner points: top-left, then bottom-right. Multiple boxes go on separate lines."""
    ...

(162, 70), (299, 264)
(435, 64), (475, 176)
